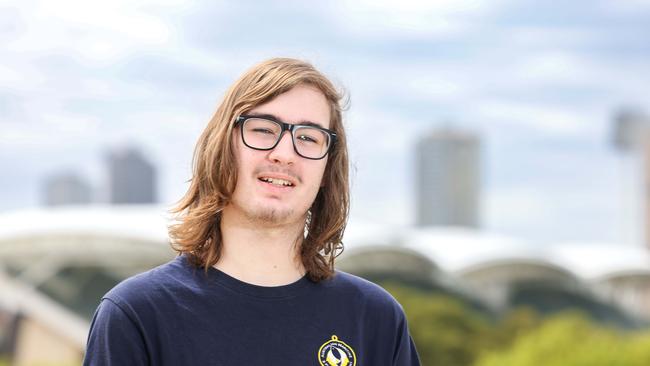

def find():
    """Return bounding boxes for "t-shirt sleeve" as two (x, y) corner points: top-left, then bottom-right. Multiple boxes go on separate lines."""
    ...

(393, 308), (421, 366)
(83, 298), (150, 366)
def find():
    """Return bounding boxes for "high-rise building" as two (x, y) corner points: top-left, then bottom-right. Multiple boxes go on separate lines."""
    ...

(415, 128), (481, 227)
(42, 172), (92, 206)
(107, 147), (157, 204)
(612, 108), (650, 250)
(612, 108), (650, 152)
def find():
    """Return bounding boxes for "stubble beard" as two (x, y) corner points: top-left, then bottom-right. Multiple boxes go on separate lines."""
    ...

(235, 193), (306, 226)
(246, 206), (295, 225)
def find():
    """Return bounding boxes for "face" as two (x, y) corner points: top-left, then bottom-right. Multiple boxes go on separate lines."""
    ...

(227, 84), (331, 226)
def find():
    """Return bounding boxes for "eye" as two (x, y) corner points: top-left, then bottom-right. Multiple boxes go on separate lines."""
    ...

(295, 127), (327, 145)
(244, 118), (280, 136)
(297, 134), (318, 143)
(252, 128), (275, 134)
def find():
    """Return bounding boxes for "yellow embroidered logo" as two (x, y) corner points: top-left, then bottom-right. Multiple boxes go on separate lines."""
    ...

(317, 335), (357, 366)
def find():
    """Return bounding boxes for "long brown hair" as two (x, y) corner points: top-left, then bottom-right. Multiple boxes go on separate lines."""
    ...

(168, 58), (349, 282)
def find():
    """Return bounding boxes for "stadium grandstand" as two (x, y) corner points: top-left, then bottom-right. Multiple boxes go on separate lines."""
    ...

(1, 205), (649, 365)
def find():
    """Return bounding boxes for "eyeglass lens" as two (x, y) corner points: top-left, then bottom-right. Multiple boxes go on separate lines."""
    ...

(242, 118), (330, 159)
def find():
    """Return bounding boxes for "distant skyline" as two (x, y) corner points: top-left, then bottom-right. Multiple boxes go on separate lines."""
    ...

(107, 147), (157, 204)
(416, 128), (481, 228)
(42, 171), (92, 206)
(1, 0), (649, 246)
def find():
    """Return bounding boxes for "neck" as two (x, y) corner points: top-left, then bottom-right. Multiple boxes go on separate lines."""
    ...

(215, 207), (307, 286)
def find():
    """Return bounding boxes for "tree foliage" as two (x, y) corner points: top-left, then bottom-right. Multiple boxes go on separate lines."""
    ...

(382, 281), (650, 366)
(476, 311), (650, 366)
(382, 282), (493, 365)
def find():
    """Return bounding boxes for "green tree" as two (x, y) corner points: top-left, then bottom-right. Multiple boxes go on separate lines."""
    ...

(486, 306), (541, 350)
(382, 283), (492, 366)
(476, 311), (650, 366)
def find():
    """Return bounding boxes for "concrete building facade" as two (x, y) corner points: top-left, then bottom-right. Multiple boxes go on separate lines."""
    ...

(415, 128), (481, 228)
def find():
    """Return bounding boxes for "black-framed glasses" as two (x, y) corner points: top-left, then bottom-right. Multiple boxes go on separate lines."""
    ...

(235, 115), (337, 160)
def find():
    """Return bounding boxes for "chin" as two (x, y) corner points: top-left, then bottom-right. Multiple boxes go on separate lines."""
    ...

(247, 206), (297, 224)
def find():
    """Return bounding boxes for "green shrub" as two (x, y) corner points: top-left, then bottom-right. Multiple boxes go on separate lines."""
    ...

(476, 311), (650, 366)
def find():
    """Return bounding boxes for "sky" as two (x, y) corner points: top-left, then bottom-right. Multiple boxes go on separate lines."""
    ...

(1, 0), (650, 246)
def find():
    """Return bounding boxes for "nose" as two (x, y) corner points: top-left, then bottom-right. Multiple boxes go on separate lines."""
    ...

(267, 131), (297, 164)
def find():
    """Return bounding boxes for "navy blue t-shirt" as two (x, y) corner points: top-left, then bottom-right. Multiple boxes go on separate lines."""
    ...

(83, 254), (421, 365)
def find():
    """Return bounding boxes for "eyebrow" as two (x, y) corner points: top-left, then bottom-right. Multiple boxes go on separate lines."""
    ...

(247, 112), (327, 129)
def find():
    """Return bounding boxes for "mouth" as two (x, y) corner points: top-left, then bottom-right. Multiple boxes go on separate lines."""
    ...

(258, 176), (295, 187)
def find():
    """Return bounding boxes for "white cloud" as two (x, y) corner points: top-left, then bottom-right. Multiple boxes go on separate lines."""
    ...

(504, 50), (650, 104)
(508, 26), (597, 48)
(514, 52), (587, 83)
(0, 113), (100, 150)
(475, 99), (592, 137)
(484, 186), (556, 230)
(4, 0), (179, 65)
(406, 76), (466, 101)
(483, 183), (625, 244)
(346, 0), (489, 13)
(0, 63), (22, 84)
(1, 0), (649, 247)
(483, 150), (640, 244)
(599, 0), (650, 13)
(336, 0), (497, 38)
(346, 106), (417, 154)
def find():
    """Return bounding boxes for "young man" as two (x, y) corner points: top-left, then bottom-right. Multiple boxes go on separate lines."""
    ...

(83, 58), (421, 365)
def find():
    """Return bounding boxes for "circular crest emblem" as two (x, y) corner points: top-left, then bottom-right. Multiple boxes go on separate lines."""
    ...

(318, 335), (357, 366)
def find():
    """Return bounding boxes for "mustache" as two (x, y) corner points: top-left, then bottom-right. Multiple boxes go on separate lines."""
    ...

(253, 166), (302, 184)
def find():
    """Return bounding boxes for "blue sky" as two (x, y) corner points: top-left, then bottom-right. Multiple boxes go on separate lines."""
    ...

(1, 0), (649, 245)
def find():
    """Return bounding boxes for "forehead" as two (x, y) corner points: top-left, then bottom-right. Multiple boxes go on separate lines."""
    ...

(247, 85), (331, 129)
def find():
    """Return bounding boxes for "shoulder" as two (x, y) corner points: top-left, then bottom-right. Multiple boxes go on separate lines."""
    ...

(103, 255), (194, 309)
(324, 270), (406, 317)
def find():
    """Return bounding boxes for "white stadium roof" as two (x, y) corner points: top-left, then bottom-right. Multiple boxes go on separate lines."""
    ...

(0, 204), (172, 243)
(0, 205), (649, 281)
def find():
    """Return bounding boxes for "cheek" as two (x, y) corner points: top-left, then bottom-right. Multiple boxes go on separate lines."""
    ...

(311, 161), (328, 189)
(238, 157), (257, 189)
(232, 148), (256, 191)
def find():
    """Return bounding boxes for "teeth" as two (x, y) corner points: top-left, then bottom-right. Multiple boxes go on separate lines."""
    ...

(260, 177), (293, 186)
